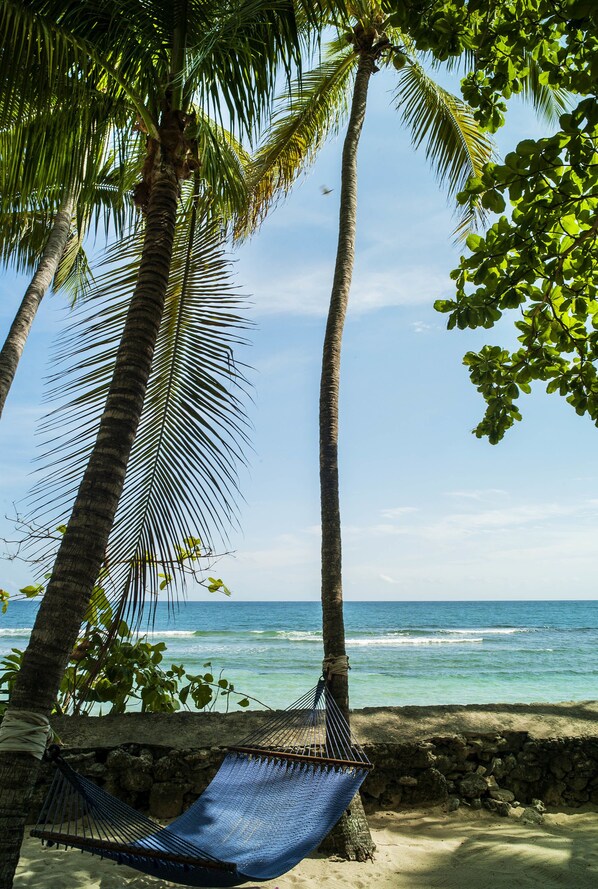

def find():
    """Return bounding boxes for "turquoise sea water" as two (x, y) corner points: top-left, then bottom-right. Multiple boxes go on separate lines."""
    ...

(1, 600), (598, 710)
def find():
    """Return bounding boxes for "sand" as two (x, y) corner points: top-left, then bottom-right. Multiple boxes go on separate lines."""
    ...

(15, 806), (598, 889)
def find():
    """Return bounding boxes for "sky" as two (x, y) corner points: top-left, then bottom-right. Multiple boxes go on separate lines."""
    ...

(1, 65), (598, 602)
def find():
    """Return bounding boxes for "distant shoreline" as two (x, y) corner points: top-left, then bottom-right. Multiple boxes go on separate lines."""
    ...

(4, 597), (598, 604)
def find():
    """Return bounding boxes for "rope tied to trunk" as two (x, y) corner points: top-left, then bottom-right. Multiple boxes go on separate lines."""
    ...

(322, 655), (350, 679)
(0, 709), (53, 759)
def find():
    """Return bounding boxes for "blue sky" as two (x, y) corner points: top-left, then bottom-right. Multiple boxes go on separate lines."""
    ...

(1, 66), (598, 602)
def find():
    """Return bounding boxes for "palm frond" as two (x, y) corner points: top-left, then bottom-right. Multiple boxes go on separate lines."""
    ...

(236, 47), (356, 238)
(0, 84), (139, 231)
(2, 0), (162, 136)
(520, 51), (570, 123)
(52, 231), (93, 306)
(184, 0), (305, 137)
(392, 55), (495, 234)
(0, 1), (89, 128)
(0, 125), (141, 301)
(191, 113), (251, 226)
(0, 207), (56, 274)
(29, 185), (251, 622)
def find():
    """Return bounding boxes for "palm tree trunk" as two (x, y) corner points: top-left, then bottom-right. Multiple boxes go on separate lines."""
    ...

(319, 50), (376, 861)
(0, 187), (78, 420)
(0, 153), (179, 889)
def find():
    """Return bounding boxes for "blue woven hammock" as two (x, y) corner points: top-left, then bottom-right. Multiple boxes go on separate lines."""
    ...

(31, 681), (371, 886)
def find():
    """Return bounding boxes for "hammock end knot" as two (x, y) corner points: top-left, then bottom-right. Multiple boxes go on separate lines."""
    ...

(0, 709), (53, 760)
(322, 655), (350, 681)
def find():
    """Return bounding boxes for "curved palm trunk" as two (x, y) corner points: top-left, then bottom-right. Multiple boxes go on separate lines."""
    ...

(319, 50), (376, 861)
(0, 187), (78, 420)
(0, 154), (179, 889)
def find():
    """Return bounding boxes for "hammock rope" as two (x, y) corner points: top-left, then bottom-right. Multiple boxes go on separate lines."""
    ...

(31, 679), (371, 886)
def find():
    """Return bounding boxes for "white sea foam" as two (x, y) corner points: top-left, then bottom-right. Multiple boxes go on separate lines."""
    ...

(444, 628), (527, 635)
(277, 631), (322, 642)
(251, 630), (485, 646)
(346, 636), (484, 647)
(0, 628), (32, 637)
(141, 630), (196, 638)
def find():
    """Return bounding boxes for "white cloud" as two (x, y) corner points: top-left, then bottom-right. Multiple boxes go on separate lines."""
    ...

(433, 502), (588, 537)
(380, 506), (419, 519)
(339, 496), (598, 600)
(235, 532), (318, 569)
(246, 264), (450, 317)
(342, 498), (598, 547)
(411, 321), (438, 334)
(444, 488), (508, 501)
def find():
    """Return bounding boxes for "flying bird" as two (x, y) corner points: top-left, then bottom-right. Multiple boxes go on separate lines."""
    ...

(320, 185), (333, 195)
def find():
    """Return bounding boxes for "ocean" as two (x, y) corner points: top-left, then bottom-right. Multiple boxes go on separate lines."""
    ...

(1, 600), (597, 711)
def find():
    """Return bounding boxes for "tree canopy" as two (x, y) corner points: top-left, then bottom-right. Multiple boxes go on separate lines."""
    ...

(413, 0), (598, 442)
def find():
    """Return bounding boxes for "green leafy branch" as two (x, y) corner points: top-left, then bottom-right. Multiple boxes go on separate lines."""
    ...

(0, 581), (262, 716)
(435, 95), (598, 442)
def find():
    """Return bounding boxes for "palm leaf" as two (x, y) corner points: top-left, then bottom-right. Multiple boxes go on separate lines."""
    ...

(191, 112), (251, 226)
(0, 130), (142, 301)
(52, 231), (93, 306)
(0, 1), (89, 128)
(520, 52), (570, 122)
(392, 55), (495, 234)
(29, 185), (251, 621)
(184, 0), (306, 136)
(236, 46), (356, 238)
(0, 83), (140, 240)
(2, 0), (161, 137)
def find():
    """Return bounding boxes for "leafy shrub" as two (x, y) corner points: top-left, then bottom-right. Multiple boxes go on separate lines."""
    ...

(0, 573), (251, 716)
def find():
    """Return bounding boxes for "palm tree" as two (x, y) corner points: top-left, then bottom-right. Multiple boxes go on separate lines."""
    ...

(0, 0), (308, 882)
(0, 124), (139, 419)
(0, 21), (144, 418)
(241, 6), (567, 859)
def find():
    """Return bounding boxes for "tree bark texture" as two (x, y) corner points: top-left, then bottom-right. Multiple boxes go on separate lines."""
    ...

(318, 792), (375, 861)
(320, 52), (375, 720)
(0, 188), (78, 420)
(319, 50), (376, 861)
(0, 158), (179, 889)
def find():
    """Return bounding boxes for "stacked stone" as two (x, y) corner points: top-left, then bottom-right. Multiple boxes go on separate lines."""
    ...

(27, 732), (598, 822)
(359, 733), (598, 817)
(31, 745), (223, 821)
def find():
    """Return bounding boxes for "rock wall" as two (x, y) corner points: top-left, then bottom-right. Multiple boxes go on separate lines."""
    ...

(360, 733), (598, 817)
(28, 730), (598, 823)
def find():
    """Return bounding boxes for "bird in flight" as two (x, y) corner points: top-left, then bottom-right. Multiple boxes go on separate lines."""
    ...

(320, 185), (333, 196)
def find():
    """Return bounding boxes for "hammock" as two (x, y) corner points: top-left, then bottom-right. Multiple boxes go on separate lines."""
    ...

(31, 680), (371, 886)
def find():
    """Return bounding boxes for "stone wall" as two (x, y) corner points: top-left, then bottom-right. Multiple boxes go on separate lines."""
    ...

(360, 733), (598, 816)
(28, 728), (598, 823)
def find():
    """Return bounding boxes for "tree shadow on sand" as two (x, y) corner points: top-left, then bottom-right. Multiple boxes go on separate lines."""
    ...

(15, 807), (598, 889)
(366, 806), (598, 889)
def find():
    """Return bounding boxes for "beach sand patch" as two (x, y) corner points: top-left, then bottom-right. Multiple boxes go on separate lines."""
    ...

(15, 807), (598, 889)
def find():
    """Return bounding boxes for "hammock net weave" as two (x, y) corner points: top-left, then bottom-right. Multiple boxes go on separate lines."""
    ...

(31, 680), (371, 886)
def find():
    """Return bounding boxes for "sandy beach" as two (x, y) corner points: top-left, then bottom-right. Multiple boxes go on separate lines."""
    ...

(15, 805), (598, 889)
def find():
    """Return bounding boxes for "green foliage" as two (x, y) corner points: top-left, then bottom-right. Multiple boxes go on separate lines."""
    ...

(241, 8), (495, 240)
(19, 584), (44, 598)
(31, 195), (250, 616)
(428, 1), (598, 441)
(0, 582), (252, 717)
(0, 539), (251, 716)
